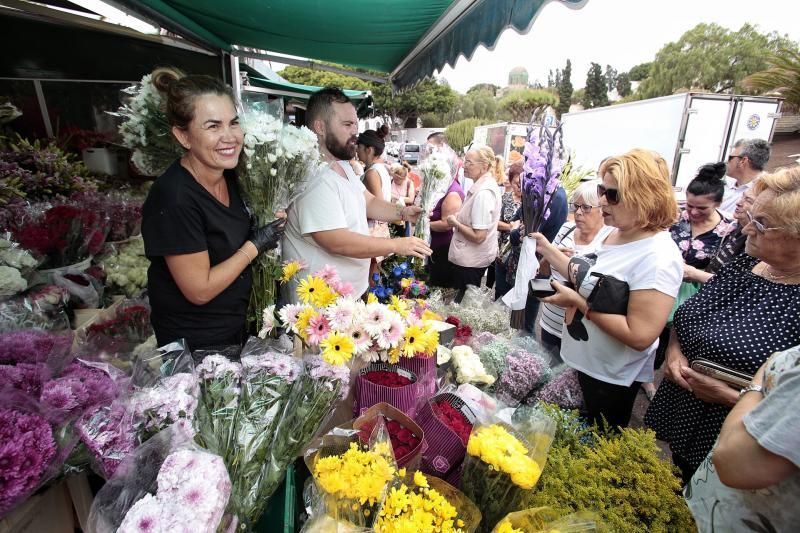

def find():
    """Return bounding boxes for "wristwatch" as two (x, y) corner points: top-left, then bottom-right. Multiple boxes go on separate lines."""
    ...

(739, 383), (764, 398)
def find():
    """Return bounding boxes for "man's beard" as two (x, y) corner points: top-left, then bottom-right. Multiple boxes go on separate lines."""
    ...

(326, 134), (356, 160)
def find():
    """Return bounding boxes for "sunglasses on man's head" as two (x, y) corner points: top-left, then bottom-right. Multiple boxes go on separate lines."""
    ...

(597, 184), (620, 205)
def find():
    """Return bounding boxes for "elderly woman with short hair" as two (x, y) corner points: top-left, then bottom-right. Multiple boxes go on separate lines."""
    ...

(532, 149), (684, 429)
(645, 166), (800, 484)
(447, 145), (502, 301)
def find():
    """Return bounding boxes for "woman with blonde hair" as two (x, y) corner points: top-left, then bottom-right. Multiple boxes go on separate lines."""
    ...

(531, 149), (683, 429)
(447, 145), (502, 301)
(646, 165), (800, 483)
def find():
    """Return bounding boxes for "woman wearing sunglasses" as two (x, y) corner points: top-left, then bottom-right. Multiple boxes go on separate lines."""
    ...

(645, 166), (800, 484)
(537, 180), (613, 358)
(530, 149), (683, 429)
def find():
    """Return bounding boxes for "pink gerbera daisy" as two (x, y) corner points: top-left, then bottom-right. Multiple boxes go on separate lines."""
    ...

(377, 317), (405, 350)
(314, 264), (340, 284)
(348, 325), (373, 355)
(331, 279), (354, 297)
(305, 314), (331, 345)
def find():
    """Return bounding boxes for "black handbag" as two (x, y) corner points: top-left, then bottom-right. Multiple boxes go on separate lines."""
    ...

(586, 272), (630, 315)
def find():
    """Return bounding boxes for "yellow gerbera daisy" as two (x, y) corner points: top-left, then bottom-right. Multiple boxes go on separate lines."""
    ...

(320, 330), (355, 365)
(367, 292), (379, 304)
(401, 325), (428, 358)
(388, 295), (410, 318)
(280, 260), (303, 283)
(296, 275), (329, 306)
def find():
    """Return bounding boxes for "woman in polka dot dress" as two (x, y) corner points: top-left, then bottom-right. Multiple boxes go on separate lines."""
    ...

(645, 166), (800, 484)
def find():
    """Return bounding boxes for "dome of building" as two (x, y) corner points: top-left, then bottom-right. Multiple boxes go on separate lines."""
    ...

(508, 66), (529, 86)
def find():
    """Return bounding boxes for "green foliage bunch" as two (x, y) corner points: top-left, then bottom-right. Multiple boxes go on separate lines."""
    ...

(519, 405), (696, 532)
(556, 60), (573, 118)
(582, 63), (609, 109)
(444, 118), (489, 153)
(744, 47), (800, 110)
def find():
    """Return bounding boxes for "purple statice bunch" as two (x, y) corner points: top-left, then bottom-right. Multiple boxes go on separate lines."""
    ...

(76, 403), (136, 479)
(532, 366), (583, 410)
(40, 361), (118, 424)
(496, 349), (550, 406)
(128, 373), (199, 442)
(0, 363), (50, 397)
(469, 331), (499, 351)
(0, 329), (73, 366)
(521, 124), (564, 232)
(118, 448), (231, 533)
(0, 408), (58, 516)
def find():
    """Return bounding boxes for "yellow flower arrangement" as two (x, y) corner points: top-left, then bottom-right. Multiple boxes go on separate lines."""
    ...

(388, 295), (411, 318)
(320, 331), (356, 366)
(466, 424), (542, 489)
(400, 324), (439, 358)
(294, 307), (316, 341)
(367, 292), (379, 304)
(313, 442), (396, 507)
(281, 260), (304, 282)
(374, 472), (467, 533)
(493, 521), (524, 533)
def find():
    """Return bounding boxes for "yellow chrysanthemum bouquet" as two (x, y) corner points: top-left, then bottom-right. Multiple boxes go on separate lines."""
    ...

(461, 415), (556, 532)
(491, 508), (598, 533)
(272, 262), (439, 367)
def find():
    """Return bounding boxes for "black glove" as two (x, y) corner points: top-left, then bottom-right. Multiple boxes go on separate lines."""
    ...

(248, 218), (286, 253)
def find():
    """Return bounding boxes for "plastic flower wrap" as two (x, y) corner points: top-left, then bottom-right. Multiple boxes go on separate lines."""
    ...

(99, 236), (148, 297)
(374, 471), (481, 533)
(0, 236), (40, 283)
(70, 190), (143, 242)
(257, 354), (350, 511)
(492, 509), (598, 533)
(531, 365), (584, 410)
(128, 372), (198, 442)
(354, 403), (423, 469)
(416, 389), (478, 482)
(88, 422), (231, 533)
(414, 151), (452, 246)
(461, 415), (555, 532)
(0, 284), (70, 332)
(77, 299), (153, 371)
(495, 344), (552, 406)
(306, 433), (398, 528)
(428, 287), (512, 336)
(111, 74), (185, 176)
(192, 354), (242, 462)
(237, 106), (323, 330)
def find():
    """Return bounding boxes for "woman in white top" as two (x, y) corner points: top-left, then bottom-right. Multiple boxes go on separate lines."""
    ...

(357, 130), (392, 267)
(531, 149), (683, 429)
(446, 146), (502, 303)
(538, 180), (613, 359)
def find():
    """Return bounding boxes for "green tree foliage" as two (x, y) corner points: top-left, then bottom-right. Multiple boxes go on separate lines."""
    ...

(627, 62), (652, 81)
(444, 118), (489, 153)
(743, 47), (800, 110)
(604, 65), (618, 92)
(615, 73), (632, 98)
(498, 89), (558, 122)
(371, 78), (458, 127)
(571, 88), (585, 105)
(278, 65), (371, 90)
(638, 23), (798, 98)
(582, 63), (609, 108)
(467, 83), (500, 96)
(556, 59), (573, 118)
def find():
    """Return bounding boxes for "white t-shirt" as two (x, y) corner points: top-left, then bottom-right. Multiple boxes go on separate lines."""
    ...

(560, 230), (683, 386)
(719, 176), (756, 217)
(365, 163), (392, 203)
(282, 162), (370, 301)
(686, 344), (800, 532)
(470, 189), (498, 229)
(540, 223), (614, 338)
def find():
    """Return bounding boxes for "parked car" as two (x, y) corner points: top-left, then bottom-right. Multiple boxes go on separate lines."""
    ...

(401, 142), (420, 165)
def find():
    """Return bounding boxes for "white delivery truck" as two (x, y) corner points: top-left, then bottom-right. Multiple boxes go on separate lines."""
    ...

(560, 93), (782, 198)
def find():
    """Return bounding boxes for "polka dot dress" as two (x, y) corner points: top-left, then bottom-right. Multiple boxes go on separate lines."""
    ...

(644, 254), (800, 471)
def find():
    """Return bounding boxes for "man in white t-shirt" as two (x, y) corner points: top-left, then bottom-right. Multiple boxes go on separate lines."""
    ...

(282, 88), (431, 301)
(719, 138), (770, 216)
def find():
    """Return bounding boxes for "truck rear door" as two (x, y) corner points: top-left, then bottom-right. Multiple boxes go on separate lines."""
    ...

(725, 98), (782, 154)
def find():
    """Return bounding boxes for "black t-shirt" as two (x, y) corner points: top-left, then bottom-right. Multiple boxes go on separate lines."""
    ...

(142, 160), (252, 349)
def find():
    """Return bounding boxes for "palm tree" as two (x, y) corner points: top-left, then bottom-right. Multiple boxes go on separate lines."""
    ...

(742, 48), (800, 110)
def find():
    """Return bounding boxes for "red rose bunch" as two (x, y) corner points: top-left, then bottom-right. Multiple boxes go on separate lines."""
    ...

(359, 417), (421, 460)
(445, 316), (472, 345)
(363, 370), (412, 388)
(445, 316), (461, 327)
(431, 400), (473, 445)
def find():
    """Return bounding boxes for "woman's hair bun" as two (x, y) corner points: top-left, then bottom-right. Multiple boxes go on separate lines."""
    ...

(151, 67), (186, 94)
(695, 162), (727, 182)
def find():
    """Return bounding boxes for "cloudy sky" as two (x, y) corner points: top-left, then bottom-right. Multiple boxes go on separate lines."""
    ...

(437, 0), (800, 94)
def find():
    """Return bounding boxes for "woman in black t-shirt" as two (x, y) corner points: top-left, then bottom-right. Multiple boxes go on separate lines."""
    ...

(141, 68), (284, 350)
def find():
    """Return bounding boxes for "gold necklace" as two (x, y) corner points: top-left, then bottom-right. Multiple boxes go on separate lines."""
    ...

(763, 264), (800, 282)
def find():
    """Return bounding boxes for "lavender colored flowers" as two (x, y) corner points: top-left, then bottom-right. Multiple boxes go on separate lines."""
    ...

(0, 408), (57, 515)
(496, 349), (551, 405)
(521, 125), (563, 232)
(533, 366), (584, 410)
(0, 329), (73, 366)
(41, 361), (118, 423)
(76, 403), (136, 479)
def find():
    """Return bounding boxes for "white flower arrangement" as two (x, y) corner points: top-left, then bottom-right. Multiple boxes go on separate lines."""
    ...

(0, 265), (27, 299)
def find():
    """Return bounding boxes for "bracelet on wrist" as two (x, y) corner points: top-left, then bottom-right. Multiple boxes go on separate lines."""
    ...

(236, 248), (254, 264)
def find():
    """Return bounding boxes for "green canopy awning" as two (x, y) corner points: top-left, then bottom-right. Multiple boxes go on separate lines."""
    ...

(116, 0), (586, 89)
(240, 65), (370, 103)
